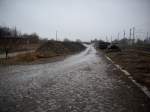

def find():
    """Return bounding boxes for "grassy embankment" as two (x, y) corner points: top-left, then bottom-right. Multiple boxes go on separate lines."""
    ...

(106, 49), (150, 90)
(0, 41), (86, 64)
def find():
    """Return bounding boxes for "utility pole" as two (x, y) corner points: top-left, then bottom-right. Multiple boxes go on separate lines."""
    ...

(111, 36), (112, 43)
(129, 28), (132, 40)
(123, 30), (126, 39)
(56, 30), (58, 41)
(106, 36), (108, 42)
(147, 32), (149, 39)
(132, 27), (135, 44)
(129, 28), (132, 45)
(14, 26), (17, 37)
(117, 33), (120, 41)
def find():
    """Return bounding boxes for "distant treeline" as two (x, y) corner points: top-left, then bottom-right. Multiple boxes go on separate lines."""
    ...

(0, 26), (40, 42)
(0, 25), (51, 45)
(0, 26), (48, 58)
(0, 26), (85, 59)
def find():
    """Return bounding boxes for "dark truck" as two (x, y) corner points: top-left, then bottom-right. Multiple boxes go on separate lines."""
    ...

(96, 41), (110, 49)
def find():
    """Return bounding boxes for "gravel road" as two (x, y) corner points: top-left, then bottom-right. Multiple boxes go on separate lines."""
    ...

(0, 45), (150, 112)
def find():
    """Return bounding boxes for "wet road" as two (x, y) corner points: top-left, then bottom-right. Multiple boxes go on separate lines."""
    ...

(0, 45), (150, 112)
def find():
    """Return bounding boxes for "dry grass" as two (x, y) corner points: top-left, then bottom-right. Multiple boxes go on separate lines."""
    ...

(107, 49), (150, 89)
(15, 52), (38, 62)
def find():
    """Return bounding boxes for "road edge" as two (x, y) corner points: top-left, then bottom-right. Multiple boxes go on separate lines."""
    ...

(105, 55), (150, 98)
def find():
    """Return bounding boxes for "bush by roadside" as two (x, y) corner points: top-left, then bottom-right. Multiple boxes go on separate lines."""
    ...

(36, 41), (86, 58)
(0, 41), (86, 65)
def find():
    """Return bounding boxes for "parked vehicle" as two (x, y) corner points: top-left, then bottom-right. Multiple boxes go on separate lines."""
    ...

(107, 44), (121, 52)
(97, 41), (110, 49)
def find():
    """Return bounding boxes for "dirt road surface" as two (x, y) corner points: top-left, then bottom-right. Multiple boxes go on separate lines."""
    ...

(0, 45), (150, 112)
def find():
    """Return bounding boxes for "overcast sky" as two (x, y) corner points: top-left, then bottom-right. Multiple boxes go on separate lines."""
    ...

(0, 0), (150, 41)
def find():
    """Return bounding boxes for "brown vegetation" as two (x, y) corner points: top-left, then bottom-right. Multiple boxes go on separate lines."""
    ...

(107, 49), (150, 89)
(36, 41), (86, 58)
(0, 26), (45, 59)
(0, 41), (86, 64)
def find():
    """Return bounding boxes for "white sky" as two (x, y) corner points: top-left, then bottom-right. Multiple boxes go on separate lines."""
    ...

(0, 0), (150, 41)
